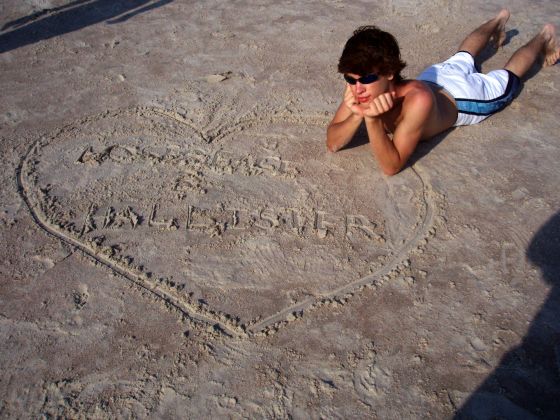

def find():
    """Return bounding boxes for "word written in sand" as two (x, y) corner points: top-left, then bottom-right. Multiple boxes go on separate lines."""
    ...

(77, 144), (298, 178)
(80, 202), (385, 242)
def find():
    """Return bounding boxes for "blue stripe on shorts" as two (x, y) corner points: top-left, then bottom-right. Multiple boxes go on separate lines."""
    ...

(454, 70), (521, 116)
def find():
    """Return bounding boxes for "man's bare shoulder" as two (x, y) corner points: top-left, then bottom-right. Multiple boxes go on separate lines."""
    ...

(399, 79), (434, 98)
(396, 80), (458, 137)
(397, 80), (434, 117)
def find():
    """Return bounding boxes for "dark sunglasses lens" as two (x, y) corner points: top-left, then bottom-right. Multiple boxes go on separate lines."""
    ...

(344, 74), (357, 85)
(361, 73), (378, 84)
(343, 73), (378, 84)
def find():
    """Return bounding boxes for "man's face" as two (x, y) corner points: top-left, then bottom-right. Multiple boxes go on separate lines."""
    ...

(345, 72), (391, 105)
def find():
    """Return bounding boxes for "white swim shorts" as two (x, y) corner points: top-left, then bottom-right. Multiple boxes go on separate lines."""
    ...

(418, 51), (520, 126)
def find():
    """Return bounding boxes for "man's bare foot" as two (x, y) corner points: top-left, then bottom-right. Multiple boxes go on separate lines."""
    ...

(542, 23), (560, 66)
(490, 8), (510, 48)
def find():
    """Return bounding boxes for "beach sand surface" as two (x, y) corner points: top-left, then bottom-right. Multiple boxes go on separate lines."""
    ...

(1, 0), (559, 417)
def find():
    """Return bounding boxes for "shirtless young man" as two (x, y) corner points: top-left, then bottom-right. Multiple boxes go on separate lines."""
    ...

(326, 9), (560, 176)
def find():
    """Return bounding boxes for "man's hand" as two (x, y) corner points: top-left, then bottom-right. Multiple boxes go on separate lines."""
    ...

(362, 91), (397, 118)
(343, 84), (365, 118)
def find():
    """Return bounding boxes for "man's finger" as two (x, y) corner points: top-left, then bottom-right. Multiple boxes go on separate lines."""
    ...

(346, 96), (358, 110)
(385, 92), (395, 107)
(384, 92), (395, 108)
(368, 101), (383, 116)
(378, 93), (395, 111)
(375, 94), (391, 112)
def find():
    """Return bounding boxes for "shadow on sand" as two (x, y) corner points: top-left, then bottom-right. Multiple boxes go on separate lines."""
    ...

(0, 0), (173, 54)
(456, 211), (560, 419)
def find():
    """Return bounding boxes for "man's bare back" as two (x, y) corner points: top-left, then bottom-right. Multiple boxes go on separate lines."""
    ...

(327, 9), (559, 175)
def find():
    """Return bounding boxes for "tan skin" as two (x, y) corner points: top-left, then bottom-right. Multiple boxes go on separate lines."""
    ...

(326, 75), (457, 175)
(327, 9), (560, 176)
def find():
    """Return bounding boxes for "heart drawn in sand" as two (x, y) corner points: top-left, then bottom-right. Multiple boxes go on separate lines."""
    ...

(19, 106), (440, 338)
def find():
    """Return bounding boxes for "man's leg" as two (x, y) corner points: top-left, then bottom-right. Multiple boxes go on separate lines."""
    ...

(458, 9), (510, 57)
(504, 24), (560, 78)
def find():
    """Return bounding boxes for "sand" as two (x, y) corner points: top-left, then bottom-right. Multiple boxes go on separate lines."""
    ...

(1, 0), (560, 418)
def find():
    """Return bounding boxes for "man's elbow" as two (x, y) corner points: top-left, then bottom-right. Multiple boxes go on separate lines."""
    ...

(325, 135), (341, 153)
(326, 142), (340, 153)
(382, 167), (400, 176)
(380, 161), (404, 176)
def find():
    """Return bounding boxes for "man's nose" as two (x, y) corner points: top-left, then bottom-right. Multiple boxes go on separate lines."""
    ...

(356, 82), (365, 92)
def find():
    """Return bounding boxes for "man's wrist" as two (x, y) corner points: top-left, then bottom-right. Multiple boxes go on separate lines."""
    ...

(350, 112), (364, 122)
(364, 114), (383, 124)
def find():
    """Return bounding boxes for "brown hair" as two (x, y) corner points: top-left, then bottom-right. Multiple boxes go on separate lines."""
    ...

(338, 26), (406, 81)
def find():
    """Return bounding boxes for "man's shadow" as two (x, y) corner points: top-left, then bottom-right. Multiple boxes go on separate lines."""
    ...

(455, 211), (560, 419)
(0, 0), (173, 54)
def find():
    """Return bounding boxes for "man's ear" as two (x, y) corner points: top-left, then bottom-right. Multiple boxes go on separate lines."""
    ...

(388, 74), (394, 80)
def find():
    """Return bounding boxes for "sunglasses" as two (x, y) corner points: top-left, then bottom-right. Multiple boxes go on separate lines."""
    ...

(343, 73), (379, 85)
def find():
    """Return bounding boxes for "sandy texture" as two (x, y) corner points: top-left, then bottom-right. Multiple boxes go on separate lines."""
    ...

(1, 0), (560, 418)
